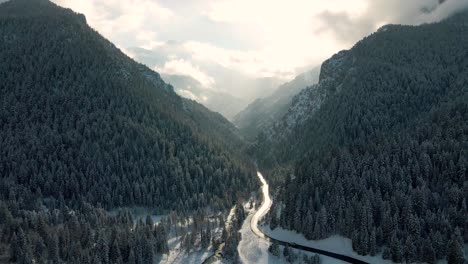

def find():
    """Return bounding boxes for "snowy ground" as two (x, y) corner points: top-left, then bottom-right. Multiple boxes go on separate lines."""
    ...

(158, 235), (214, 264)
(238, 207), (348, 264)
(261, 226), (393, 264)
(238, 211), (271, 263)
(237, 171), (341, 264)
(237, 171), (388, 264)
(108, 207), (166, 224)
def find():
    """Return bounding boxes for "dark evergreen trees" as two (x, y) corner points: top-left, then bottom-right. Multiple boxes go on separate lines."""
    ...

(263, 8), (468, 264)
(268, 241), (280, 257)
(0, 0), (257, 262)
(0, 0), (256, 213)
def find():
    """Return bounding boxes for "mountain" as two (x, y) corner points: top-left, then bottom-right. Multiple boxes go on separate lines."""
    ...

(260, 9), (468, 263)
(0, 1), (257, 262)
(161, 74), (248, 120)
(0, 0), (256, 211)
(128, 46), (284, 118)
(233, 68), (320, 140)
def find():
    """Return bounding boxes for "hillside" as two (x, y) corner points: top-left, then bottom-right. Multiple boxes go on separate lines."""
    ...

(234, 68), (320, 140)
(261, 9), (468, 264)
(0, 0), (256, 262)
(161, 74), (248, 120)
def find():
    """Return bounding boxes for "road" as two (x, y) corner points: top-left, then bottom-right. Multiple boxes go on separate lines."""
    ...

(251, 172), (369, 264)
(250, 172), (273, 239)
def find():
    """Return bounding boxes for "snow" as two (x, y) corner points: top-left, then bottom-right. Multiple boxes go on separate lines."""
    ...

(238, 172), (272, 263)
(225, 205), (237, 232)
(203, 205), (238, 263)
(238, 171), (395, 264)
(260, 226), (394, 264)
(238, 212), (272, 263)
(250, 172), (272, 239)
(158, 235), (213, 264)
(159, 222), (225, 263)
(238, 172), (348, 264)
(108, 207), (235, 263)
(239, 211), (346, 264)
(108, 207), (166, 225)
(134, 214), (165, 224)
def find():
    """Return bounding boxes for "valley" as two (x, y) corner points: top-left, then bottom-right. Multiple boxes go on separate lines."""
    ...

(0, 0), (467, 264)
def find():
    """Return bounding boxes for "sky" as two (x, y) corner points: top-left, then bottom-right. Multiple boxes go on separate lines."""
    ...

(40, 0), (468, 103)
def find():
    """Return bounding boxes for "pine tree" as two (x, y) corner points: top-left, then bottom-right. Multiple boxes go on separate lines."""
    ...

(369, 228), (377, 256)
(422, 240), (436, 264)
(12, 229), (33, 264)
(283, 244), (291, 258)
(313, 254), (321, 264)
(97, 236), (109, 264)
(390, 234), (402, 263)
(404, 237), (416, 263)
(10, 232), (19, 263)
(47, 233), (60, 264)
(128, 249), (136, 264)
(109, 238), (122, 264)
(447, 238), (465, 264)
(268, 241), (280, 256)
(146, 215), (154, 227)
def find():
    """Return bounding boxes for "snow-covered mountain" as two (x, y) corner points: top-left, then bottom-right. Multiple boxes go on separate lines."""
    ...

(161, 74), (248, 120)
(234, 68), (320, 140)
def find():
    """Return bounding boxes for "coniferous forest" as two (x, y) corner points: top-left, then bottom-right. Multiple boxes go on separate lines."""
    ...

(262, 9), (468, 264)
(0, 0), (256, 262)
(1, 0), (468, 264)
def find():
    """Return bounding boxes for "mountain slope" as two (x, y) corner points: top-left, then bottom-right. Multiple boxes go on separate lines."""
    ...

(234, 68), (320, 140)
(0, 0), (256, 211)
(0, 1), (258, 262)
(262, 9), (468, 264)
(161, 74), (248, 120)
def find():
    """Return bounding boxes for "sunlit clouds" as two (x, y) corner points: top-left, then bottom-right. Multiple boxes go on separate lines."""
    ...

(51, 0), (467, 95)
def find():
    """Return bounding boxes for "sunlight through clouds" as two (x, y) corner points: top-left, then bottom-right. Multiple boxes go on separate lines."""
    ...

(51, 0), (468, 98)
(155, 59), (216, 89)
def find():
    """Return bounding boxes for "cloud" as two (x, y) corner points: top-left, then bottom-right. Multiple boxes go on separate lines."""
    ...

(53, 0), (173, 47)
(51, 0), (468, 82)
(177, 89), (205, 102)
(316, 0), (468, 45)
(155, 59), (216, 88)
(418, 0), (468, 23)
(205, 0), (367, 71)
(47, 0), (468, 104)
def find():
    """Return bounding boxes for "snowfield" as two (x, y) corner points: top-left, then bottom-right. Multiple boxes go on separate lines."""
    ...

(260, 226), (394, 264)
(239, 209), (347, 264)
(159, 236), (213, 264)
(238, 212), (272, 263)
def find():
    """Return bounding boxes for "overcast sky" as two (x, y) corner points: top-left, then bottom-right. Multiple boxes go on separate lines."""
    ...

(47, 0), (467, 99)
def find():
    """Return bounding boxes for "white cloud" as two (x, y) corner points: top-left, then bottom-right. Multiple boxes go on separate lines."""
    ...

(155, 59), (216, 88)
(53, 0), (173, 46)
(204, 0), (366, 73)
(48, 0), (468, 101)
(177, 89), (204, 101)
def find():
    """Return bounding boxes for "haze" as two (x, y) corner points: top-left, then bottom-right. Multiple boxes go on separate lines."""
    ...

(43, 0), (468, 117)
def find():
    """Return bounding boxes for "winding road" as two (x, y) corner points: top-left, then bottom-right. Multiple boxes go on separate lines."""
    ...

(251, 172), (369, 264)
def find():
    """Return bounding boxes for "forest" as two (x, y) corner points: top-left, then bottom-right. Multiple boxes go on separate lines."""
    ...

(0, 0), (255, 262)
(263, 9), (468, 264)
(1, 0), (468, 263)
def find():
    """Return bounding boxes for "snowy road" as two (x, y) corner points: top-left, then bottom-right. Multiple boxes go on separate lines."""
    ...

(242, 171), (369, 264)
(250, 172), (272, 239)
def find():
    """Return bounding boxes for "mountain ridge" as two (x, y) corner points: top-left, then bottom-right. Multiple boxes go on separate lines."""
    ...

(260, 8), (468, 263)
(0, 0), (255, 211)
(233, 68), (320, 140)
